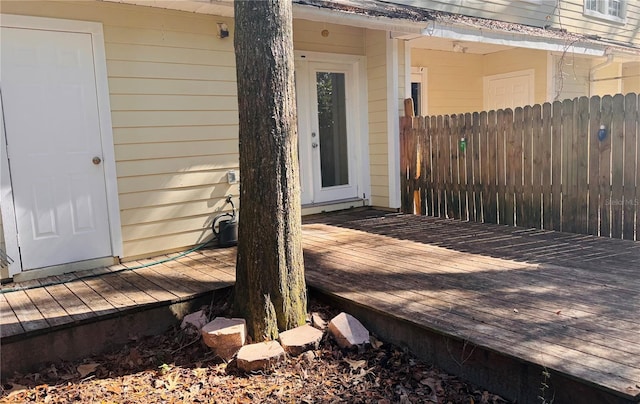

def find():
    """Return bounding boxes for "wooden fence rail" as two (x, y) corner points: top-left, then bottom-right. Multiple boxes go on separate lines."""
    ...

(400, 93), (639, 241)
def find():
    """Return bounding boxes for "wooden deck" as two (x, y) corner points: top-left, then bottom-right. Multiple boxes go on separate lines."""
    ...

(1, 210), (639, 403)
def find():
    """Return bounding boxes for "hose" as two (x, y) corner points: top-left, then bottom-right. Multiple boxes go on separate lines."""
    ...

(0, 240), (213, 295)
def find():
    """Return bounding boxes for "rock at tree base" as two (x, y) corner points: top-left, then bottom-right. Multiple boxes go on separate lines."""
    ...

(236, 341), (286, 372)
(278, 324), (323, 356)
(181, 310), (208, 334)
(311, 312), (328, 330)
(328, 312), (370, 349)
(201, 318), (246, 359)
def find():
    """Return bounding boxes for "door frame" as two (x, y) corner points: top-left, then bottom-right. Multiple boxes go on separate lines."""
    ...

(294, 51), (370, 205)
(0, 14), (122, 276)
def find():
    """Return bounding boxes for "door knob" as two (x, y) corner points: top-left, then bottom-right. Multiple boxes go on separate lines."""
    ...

(92, 156), (102, 165)
(312, 142), (318, 149)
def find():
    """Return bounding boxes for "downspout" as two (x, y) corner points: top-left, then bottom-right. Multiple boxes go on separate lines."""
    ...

(589, 52), (614, 96)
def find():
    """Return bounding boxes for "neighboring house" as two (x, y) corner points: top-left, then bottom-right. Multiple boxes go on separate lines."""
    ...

(1, 0), (638, 281)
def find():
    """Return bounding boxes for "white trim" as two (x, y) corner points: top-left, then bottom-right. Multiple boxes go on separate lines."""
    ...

(483, 69), (535, 110)
(386, 35), (401, 209)
(0, 93), (22, 277)
(0, 15), (123, 274)
(583, 0), (627, 25)
(416, 22), (609, 57)
(404, 41), (412, 100)
(411, 66), (429, 116)
(547, 52), (556, 102)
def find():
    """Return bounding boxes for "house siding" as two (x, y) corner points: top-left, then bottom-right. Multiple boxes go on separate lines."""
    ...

(366, 29), (390, 207)
(483, 48), (549, 105)
(411, 48), (484, 115)
(1, 1), (376, 266)
(1, 1), (238, 260)
(389, 0), (556, 29)
(293, 19), (365, 55)
(556, 0), (640, 47)
(622, 62), (640, 93)
(553, 54), (592, 101)
(390, 0), (639, 47)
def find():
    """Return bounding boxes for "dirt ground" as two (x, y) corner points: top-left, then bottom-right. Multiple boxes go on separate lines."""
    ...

(1, 298), (509, 404)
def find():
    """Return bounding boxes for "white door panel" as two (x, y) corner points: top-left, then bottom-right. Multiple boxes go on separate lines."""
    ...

(1, 27), (112, 270)
(484, 70), (534, 111)
(296, 61), (358, 204)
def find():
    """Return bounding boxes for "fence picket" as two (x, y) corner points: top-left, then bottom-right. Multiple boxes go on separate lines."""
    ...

(512, 107), (524, 227)
(588, 96), (601, 235)
(599, 96), (613, 237)
(611, 94), (625, 238)
(576, 97), (590, 234)
(541, 103), (552, 230)
(400, 93), (638, 241)
(484, 111), (497, 224)
(623, 94), (637, 240)
(469, 113), (481, 222)
(551, 101), (563, 231)
(531, 104), (543, 229)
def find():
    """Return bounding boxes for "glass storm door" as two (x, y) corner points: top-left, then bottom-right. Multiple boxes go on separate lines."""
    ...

(296, 61), (357, 204)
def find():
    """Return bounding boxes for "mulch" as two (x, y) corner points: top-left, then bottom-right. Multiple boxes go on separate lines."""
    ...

(1, 298), (509, 404)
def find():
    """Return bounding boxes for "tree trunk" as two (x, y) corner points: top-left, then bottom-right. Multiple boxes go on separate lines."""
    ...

(233, 0), (307, 341)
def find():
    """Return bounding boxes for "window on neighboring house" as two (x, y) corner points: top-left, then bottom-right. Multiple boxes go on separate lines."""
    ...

(585, 0), (625, 22)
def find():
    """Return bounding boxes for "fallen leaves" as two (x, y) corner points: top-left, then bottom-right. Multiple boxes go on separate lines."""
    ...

(0, 300), (509, 404)
(77, 363), (100, 379)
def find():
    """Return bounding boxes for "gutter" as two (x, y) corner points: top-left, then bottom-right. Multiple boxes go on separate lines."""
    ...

(292, 3), (610, 57)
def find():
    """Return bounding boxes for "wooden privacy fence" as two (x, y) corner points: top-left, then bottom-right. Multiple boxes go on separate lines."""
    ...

(400, 93), (639, 241)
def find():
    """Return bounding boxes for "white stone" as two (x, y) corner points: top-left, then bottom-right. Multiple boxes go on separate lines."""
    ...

(328, 312), (370, 348)
(311, 312), (328, 330)
(236, 341), (285, 372)
(201, 317), (246, 359)
(278, 324), (323, 356)
(181, 310), (207, 333)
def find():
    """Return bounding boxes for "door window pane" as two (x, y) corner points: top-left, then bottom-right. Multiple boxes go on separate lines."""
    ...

(316, 72), (349, 187)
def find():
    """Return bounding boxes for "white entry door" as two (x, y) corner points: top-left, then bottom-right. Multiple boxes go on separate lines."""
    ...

(296, 61), (359, 204)
(484, 69), (534, 111)
(1, 27), (112, 270)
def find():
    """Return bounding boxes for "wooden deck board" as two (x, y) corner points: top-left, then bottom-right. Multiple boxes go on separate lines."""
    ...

(2, 210), (638, 401)
(24, 285), (74, 328)
(41, 283), (94, 322)
(3, 290), (48, 333)
(108, 264), (177, 303)
(306, 268), (639, 396)
(63, 279), (118, 317)
(0, 293), (24, 338)
(120, 261), (196, 299)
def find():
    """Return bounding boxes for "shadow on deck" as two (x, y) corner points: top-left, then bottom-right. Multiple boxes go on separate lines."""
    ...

(1, 209), (638, 404)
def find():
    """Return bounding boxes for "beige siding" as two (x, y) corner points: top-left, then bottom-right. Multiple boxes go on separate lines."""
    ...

(553, 54), (592, 101)
(389, 0), (555, 28)
(591, 62), (623, 96)
(555, 0), (640, 47)
(293, 20), (365, 55)
(411, 48), (484, 115)
(483, 48), (548, 105)
(1, 0), (239, 259)
(622, 62), (640, 93)
(391, 1), (639, 47)
(366, 29), (390, 207)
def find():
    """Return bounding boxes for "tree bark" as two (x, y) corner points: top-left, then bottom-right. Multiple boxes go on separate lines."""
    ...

(233, 0), (307, 341)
